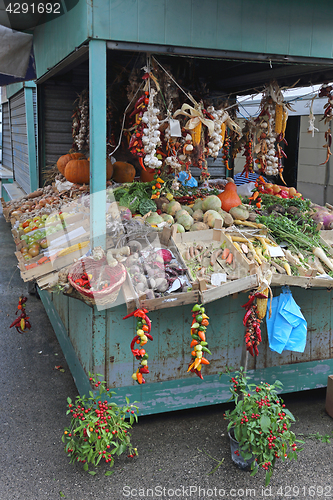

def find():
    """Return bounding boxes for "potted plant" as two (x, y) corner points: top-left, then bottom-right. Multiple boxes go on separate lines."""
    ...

(223, 368), (303, 486)
(62, 372), (139, 475)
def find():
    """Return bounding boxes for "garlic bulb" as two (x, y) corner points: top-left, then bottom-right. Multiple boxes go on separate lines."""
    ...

(142, 88), (162, 170)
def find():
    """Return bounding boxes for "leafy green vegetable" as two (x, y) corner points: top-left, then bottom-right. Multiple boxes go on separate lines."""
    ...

(119, 192), (141, 214)
(257, 213), (321, 253)
(138, 198), (157, 216)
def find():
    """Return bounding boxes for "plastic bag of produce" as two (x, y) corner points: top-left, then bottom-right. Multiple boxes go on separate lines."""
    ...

(266, 286), (307, 354)
(178, 171), (198, 187)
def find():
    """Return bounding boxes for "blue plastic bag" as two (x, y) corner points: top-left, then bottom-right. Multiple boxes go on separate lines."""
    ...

(266, 286), (307, 354)
(178, 171), (198, 188)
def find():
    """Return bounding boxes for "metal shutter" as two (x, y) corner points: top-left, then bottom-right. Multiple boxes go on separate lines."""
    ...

(2, 101), (13, 171)
(10, 90), (30, 193)
(43, 82), (79, 167)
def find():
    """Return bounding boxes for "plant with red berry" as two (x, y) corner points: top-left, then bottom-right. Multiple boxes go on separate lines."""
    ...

(223, 368), (303, 486)
(62, 372), (139, 475)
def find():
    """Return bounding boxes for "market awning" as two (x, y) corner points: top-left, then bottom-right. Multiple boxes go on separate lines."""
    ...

(0, 24), (36, 85)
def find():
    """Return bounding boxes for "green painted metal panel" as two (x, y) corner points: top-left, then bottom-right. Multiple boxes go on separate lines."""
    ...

(165, 0), (191, 47)
(216, 1), (242, 53)
(89, 39), (107, 249)
(68, 297), (93, 374)
(90, 0), (333, 60)
(32, 0), (88, 79)
(41, 285), (333, 415)
(24, 87), (38, 192)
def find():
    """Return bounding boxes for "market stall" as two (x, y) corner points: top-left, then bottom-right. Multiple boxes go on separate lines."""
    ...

(3, 0), (333, 415)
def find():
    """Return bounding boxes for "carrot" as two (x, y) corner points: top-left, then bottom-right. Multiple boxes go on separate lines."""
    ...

(25, 263), (38, 270)
(221, 248), (230, 260)
(226, 252), (233, 265)
(201, 357), (210, 365)
(198, 331), (206, 342)
(37, 256), (49, 265)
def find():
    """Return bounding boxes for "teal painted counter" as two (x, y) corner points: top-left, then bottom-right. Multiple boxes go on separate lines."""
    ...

(39, 286), (333, 415)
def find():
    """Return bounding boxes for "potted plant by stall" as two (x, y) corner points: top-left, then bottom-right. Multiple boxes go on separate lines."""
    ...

(223, 368), (303, 486)
(62, 373), (139, 475)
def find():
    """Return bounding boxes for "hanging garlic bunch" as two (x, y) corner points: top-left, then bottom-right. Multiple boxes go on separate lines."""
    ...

(206, 106), (228, 158)
(165, 153), (182, 175)
(74, 89), (89, 151)
(142, 88), (163, 170)
(264, 97), (279, 176)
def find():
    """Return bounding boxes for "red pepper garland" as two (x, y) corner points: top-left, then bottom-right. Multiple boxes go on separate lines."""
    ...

(187, 303), (211, 379)
(123, 308), (153, 384)
(241, 292), (267, 356)
(9, 296), (32, 334)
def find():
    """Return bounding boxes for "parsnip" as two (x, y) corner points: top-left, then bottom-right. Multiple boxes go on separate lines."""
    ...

(313, 247), (333, 272)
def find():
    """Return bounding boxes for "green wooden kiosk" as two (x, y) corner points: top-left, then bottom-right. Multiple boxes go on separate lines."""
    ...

(26, 0), (333, 414)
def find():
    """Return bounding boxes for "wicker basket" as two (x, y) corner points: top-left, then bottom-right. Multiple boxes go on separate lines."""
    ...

(68, 258), (126, 302)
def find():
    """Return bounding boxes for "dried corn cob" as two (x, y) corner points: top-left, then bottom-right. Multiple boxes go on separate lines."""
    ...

(256, 287), (269, 319)
(220, 122), (226, 145)
(190, 122), (202, 146)
(275, 103), (283, 134)
(281, 107), (288, 135)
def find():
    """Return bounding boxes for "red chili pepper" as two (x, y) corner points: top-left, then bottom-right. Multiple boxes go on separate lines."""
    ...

(241, 295), (255, 309)
(247, 345), (254, 356)
(139, 156), (147, 171)
(254, 345), (259, 356)
(10, 317), (21, 328)
(193, 368), (204, 380)
(243, 308), (253, 326)
(145, 333), (153, 341)
(139, 366), (149, 374)
(130, 335), (140, 353)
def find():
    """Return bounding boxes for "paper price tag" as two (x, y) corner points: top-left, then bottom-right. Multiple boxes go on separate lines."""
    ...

(211, 273), (227, 286)
(169, 118), (182, 137)
(267, 245), (285, 257)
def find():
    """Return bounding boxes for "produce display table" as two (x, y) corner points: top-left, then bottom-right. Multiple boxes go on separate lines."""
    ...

(39, 284), (333, 416)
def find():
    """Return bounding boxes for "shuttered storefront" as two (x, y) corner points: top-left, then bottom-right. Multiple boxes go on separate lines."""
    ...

(2, 101), (12, 172)
(10, 90), (30, 193)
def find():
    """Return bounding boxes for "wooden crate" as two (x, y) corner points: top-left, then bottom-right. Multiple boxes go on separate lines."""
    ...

(172, 223), (258, 304)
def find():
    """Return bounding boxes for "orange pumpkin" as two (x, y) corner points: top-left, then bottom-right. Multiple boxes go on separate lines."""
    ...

(64, 157), (114, 184)
(57, 153), (85, 175)
(217, 180), (242, 212)
(112, 161), (136, 183)
(87, 157), (113, 181)
(140, 167), (156, 183)
(64, 159), (90, 184)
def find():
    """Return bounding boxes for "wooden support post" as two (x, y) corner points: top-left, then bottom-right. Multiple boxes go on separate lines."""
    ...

(89, 39), (107, 249)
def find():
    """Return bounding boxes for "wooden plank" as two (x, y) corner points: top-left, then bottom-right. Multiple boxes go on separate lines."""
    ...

(201, 274), (258, 304)
(271, 273), (333, 289)
(139, 290), (200, 312)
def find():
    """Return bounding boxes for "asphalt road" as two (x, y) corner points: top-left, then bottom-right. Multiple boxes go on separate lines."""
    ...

(0, 208), (332, 500)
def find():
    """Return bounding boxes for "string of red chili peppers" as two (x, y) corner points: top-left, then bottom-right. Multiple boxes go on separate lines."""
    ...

(123, 308), (153, 385)
(9, 296), (32, 334)
(187, 303), (211, 379)
(241, 292), (266, 357)
(128, 91), (149, 172)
